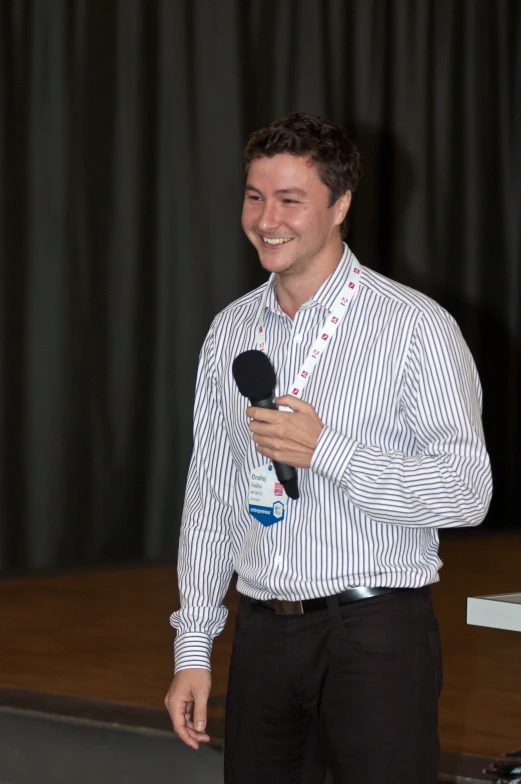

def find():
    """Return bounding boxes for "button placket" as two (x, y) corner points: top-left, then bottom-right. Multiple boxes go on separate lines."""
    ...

(288, 314), (307, 394)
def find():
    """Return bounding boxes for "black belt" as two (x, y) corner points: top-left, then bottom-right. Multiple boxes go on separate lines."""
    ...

(251, 587), (397, 616)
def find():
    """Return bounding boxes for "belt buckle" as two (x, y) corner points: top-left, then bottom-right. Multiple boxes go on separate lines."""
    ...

(274, 600), (304, 616)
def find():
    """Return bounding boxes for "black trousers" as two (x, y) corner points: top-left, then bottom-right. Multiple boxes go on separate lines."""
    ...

(224, 587), (442, 784)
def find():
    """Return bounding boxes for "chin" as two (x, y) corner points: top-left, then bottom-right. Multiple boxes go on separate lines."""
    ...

(253, 243), (296, 271)
(258, 253), (294, 275)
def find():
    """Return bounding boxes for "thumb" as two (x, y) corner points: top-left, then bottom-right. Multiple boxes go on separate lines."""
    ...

(276, 395), (309, 413)
(193, 690), (208, 732)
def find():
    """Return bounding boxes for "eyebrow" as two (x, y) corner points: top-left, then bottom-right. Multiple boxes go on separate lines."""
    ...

(245, 185), (308, 197)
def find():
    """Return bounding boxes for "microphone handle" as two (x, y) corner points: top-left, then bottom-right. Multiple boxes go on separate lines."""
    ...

(251, 395), (277, 411)
(250, 395), (299, 500)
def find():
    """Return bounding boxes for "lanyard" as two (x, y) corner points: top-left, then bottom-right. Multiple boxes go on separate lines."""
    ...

(255, 253), (362, 399)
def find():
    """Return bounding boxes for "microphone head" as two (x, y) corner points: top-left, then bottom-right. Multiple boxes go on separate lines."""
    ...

(232, 350), (276, 400)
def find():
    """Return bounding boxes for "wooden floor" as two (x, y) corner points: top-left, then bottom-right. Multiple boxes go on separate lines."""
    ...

(0, 530), (520, 758)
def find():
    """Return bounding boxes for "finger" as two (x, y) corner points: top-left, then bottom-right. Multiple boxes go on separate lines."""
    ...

(169, 697), (198, 749)
(173, 721), (200, 750)
(246, 406), (279, 423)
(256, 441), (314, 468)
(249, 420), (280, 436)
(185, 727), (211, 743)
(171, 707), (210, 748)
(185, 715), (210, 736)
(184, 715), (210, 742)
(185, 699), (195, 729)
(252, 433), (282, 449)
(256, 444), (308, 462)
(252, 431), (307, 450)
(275, 395), (313, 412)
(193, 692), (208, 734)
(256, 447), (296, 466)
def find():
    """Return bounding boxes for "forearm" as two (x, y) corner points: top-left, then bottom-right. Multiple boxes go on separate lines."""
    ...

(311, 425), (492, 528)
(170, 323), (238, 671)
(171, 496), (236, 671)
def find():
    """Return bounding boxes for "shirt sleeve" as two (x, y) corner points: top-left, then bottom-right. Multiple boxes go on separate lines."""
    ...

(170, 324), (237, 672)
(310, 308), (492, 528)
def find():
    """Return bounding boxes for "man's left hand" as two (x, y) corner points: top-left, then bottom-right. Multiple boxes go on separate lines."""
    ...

(247, 396), (324, 469)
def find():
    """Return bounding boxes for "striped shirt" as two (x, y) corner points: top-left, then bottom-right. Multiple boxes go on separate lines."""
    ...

(170, 244), (492, 672)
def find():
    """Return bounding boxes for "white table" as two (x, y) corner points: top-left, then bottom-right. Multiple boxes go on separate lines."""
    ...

(467, 592), (521, 633)
(466, 592), (521, 779)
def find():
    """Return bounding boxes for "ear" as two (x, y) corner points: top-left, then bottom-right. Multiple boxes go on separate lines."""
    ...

(333, 191), (352, 227)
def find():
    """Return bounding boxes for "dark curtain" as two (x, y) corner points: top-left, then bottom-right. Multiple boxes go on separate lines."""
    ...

(0, 0), (519, 572)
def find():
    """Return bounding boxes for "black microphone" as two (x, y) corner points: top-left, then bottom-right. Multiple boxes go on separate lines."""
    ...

(232, 350), (299, 500)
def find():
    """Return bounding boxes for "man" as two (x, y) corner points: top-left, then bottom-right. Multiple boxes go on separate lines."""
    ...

(166, 113), (492, 783)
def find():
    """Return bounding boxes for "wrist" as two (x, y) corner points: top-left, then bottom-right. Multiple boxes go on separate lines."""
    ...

(310, 426), (358, 485)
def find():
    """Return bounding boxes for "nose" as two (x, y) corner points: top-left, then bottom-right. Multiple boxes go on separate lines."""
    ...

(257, 199), (280, 233)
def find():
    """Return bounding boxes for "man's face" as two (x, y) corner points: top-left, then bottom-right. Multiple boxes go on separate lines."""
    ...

(242, 154), (349, 277)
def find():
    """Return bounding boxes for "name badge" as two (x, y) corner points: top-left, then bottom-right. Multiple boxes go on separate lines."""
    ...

(248, 464), (286, 527)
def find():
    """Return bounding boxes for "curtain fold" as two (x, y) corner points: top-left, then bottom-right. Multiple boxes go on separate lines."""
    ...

(0, 0), (519, 571)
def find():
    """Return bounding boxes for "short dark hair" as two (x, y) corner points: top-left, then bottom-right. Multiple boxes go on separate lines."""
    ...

(244, 112), (362, 238)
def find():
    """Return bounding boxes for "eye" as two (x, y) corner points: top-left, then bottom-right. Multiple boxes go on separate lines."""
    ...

(282, 199), (299, 204)
(246, 194), (262, 201)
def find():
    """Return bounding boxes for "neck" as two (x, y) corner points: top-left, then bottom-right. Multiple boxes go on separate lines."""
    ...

(275, 239), (344, 319)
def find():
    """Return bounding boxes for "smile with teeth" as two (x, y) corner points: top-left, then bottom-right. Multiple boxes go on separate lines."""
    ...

(262, 237), (293, 245)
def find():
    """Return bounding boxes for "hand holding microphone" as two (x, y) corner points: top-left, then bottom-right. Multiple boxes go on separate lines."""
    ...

(232, 351), (325, 500)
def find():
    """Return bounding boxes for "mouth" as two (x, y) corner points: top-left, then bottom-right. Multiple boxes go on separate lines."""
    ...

(258, 236), (294, 249)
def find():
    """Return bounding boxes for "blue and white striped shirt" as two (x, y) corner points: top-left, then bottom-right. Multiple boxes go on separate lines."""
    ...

(170, 245), (492, 672)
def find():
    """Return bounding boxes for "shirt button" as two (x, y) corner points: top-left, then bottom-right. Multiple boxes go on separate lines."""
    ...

(274, 555), (283, 566)
(295, 334), (303, 343)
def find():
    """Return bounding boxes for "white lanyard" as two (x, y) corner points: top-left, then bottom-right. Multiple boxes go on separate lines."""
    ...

(256, 255), (362, 399)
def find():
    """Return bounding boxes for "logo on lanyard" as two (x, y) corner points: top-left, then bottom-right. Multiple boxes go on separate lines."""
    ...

(248, 251), (362, 526)
(254, 251), (362, 400)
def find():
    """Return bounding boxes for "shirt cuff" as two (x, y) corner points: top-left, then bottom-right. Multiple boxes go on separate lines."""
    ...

(311, 425), (359, 487)
(174, 632), (213, 673)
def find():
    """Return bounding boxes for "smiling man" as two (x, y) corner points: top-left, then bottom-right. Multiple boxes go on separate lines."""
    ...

(242, 153), (351, 321)
(166, 113), (492, 784)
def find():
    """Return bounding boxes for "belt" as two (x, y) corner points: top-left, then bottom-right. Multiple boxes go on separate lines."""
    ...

(251, 587), (397, 616)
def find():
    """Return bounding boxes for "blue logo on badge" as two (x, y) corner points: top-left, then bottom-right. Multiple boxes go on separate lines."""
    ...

(249, 501), (285, 527)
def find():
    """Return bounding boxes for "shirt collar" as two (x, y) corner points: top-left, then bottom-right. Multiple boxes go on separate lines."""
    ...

(264, 273), (281, 315)
(309, 243), (353, 313)
(261, 243), (353, 317)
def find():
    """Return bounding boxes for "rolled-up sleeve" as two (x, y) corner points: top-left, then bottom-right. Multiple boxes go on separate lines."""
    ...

(311, 309), (492, 528)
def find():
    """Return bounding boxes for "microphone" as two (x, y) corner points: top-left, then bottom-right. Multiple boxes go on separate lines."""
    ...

(232, 350), (299, 500)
